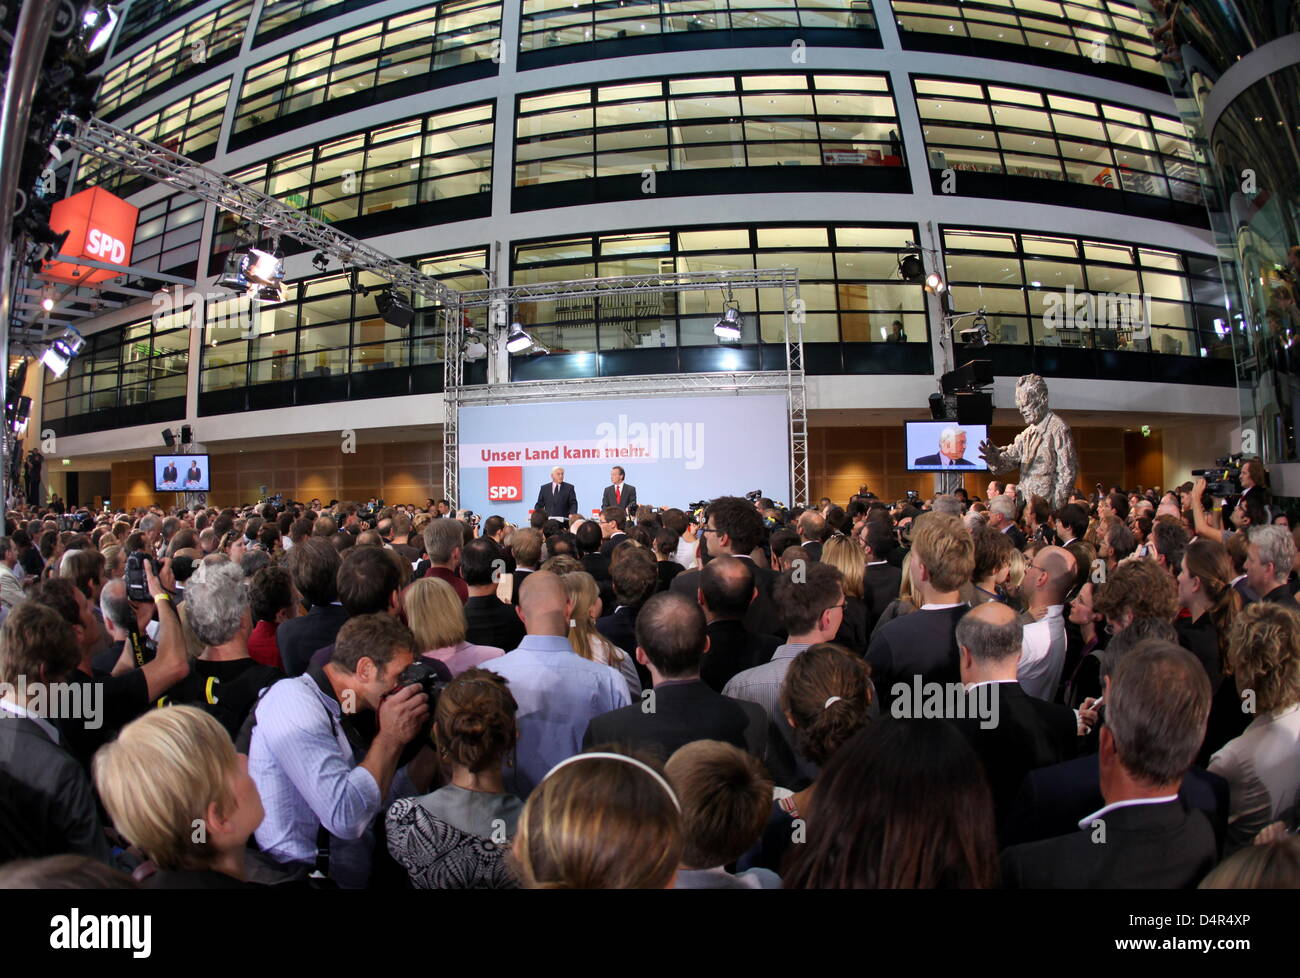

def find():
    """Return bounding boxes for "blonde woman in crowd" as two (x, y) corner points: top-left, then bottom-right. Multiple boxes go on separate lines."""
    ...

(404, 576), (504, 676)
(558, 569), (640, 699)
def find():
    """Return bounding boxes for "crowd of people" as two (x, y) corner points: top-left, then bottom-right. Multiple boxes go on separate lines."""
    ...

(0, 474), (1298, 889)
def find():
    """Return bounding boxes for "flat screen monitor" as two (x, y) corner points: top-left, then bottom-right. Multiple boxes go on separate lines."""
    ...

(155, 454), (210, 492)
(905, 421), (988, 472)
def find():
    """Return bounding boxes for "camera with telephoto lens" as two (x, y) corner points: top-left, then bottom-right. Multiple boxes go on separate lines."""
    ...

(1191, 453), (1244, 499)
(125, 550), (159, 602)
(745, 489), (763, 502)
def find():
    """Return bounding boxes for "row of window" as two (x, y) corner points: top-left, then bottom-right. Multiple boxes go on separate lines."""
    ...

(914, 78), (1201, 202)
(42, 319), (190, 422)
(98, 0), (1161, 130)
(97, 0), (253, 118)
(77, 79), (231, 194)
(233, 1), (501, 136)
(893, 0), (1161, 75)
(212, 104), (494, 258)
(518, 0), (877, 52)
(198, 250), (488, 393)
(515, 73), (901, 186)
(46, 223), (1228, 428)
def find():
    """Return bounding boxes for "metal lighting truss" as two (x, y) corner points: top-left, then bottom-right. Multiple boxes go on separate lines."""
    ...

(60, 115), (462, 309)
(55, 117), (808, 508)
(450, 268), (807, 509)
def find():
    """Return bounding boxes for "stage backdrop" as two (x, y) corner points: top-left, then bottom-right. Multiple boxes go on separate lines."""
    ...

(458, 393), (790, 518)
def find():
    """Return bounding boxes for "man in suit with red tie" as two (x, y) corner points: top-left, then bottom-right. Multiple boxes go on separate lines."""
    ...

(601, 466), (637, 514)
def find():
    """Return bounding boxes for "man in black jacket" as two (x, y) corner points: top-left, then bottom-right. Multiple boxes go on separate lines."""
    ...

(0, 602), (113, 865)
(695, 555), (781, 691)
(596, 548), (659, 689)
(860, 518), (902, 632)
(867, 512), (971, 713)
(462, 537), (526, 652)
(1001, 641), (1217, 888)
(671, 496), (783, 639)
(277, 539), (347, 677)
(584, 591), (793, 785)
(535, 466), (578, 519)
(1244, 524), (1296, 605)
(948, 601), (1079, 838)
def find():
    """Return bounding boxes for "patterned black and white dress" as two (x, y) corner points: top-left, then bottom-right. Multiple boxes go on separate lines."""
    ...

(386, 787), (524, 889)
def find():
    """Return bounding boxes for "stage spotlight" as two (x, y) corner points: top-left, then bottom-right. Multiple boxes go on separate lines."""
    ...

(506, 323), (532, 353)
(924, 272), (947, 294)
(311, 252), (329, 272)
(713, 305), (743, 341)
(375, 289), (414, 328)
(246, 247), (284, 285)
(216, 250), (251, 292)
(959, 313), (990, 347)
(12, 397), (32, 435)
(898, 253), (925, 282)
(252, 281), (285, 303)
(29, 222), (71, 254)
(85, 6), (120, 53)
(41, 294), (55, 312)
(162, 428), (175, 447)
(42, 346), (71, 377)
(41, 326), (85, 378)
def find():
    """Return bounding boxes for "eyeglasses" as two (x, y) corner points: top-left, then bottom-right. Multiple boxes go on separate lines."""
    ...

(699, 527), (720, 536)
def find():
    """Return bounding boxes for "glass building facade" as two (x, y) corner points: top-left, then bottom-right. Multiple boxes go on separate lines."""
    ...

(47, 0), (1245, 443)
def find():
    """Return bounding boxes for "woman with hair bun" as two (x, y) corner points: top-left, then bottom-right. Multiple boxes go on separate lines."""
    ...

(385, 669), (522, 888)
(738, 642), (873, 874)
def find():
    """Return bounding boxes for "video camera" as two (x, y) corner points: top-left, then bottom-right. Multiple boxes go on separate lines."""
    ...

(745, 489), (763, 503)
(1192, 454), (1245, 499)
(125, 550), (159, 602)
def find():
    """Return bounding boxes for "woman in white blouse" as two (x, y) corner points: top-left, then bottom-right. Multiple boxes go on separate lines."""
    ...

(1210, 602), (1300, 851)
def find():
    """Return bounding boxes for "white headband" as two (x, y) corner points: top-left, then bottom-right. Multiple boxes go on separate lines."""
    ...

(824, 696), (843, 709)
(541, 752), (681, 812)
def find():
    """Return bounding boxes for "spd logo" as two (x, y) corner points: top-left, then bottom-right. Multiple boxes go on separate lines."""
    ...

(86, 228), (127, 263)
(488, 466), (523, 502)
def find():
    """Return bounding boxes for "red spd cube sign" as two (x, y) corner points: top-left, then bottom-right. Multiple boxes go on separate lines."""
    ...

(487, 466), (523, 502)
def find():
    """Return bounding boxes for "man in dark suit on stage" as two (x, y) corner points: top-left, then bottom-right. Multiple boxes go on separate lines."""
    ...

(162, 461), (178, 483)
(947, 601), (1079, 838)
(913, 426), (977, 467)
(534, 466), (578, 519)
(1001, 641), (1217, 888)
(671, 496), (784, 639)
(601, 466), (637, 514)
(186, 459), (203, 483)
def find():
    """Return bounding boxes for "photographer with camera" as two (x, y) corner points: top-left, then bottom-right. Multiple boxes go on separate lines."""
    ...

(1190, 457), (1270, 545)
(247, 613), (437, 888)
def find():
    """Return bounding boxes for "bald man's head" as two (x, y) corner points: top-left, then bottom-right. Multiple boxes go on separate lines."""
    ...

(956, 599), (1022, 664)
(518, 569), (569, 635)
(699, 554), (755, 619)
(1032, 546), (1076, 603)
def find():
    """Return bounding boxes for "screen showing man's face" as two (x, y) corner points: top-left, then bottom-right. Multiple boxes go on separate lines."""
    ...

(942, 431), (967, 461)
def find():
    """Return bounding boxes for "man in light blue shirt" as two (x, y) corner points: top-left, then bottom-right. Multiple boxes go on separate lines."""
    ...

(487, 571), (630, 797)
(249, 613), (434, 887)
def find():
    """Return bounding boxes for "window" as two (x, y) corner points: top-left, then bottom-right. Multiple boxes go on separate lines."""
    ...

(915, 77), (1201, 201)
(255, 0), (390, 40)
(115, 0), (214, 49)
(941, 226), (1228, 357)
(519, 0), (877, 52)
(95, 1), (253, 118)
(515, 72), (901, 188)
(892, 0), (1162, 75)
(234, 1), (502, 134)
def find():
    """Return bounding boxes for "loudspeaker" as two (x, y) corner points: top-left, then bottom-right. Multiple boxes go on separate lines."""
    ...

(161, 428), (175, 447)
(928, 392), (948, 420)
(941, 359), (994, 395)
(180, 424), (192, 444)
(956, 391), (993, 426)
